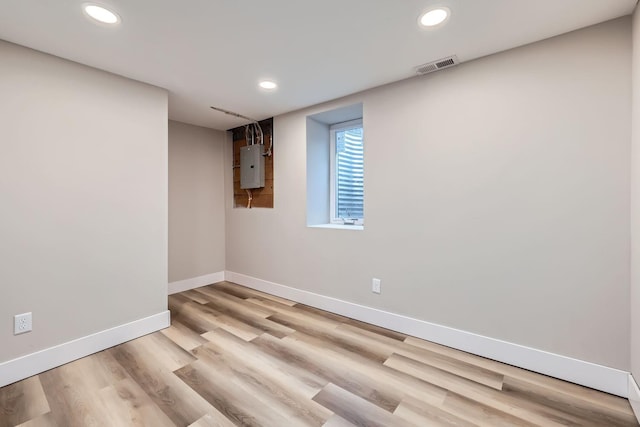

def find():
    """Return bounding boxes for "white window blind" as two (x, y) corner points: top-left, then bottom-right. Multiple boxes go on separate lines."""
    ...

(333, 122), (363, 222)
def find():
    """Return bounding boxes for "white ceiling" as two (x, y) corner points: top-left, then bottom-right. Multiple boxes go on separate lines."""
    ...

(0, 0), (636, 130)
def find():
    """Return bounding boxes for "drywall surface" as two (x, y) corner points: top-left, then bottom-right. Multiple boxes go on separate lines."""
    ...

(225, 18), (631, 369)
(0, 40), (168, 363)
(632, 6), (640, 380)
(169, 120), (226, 282)
(306, 118), (330, 225)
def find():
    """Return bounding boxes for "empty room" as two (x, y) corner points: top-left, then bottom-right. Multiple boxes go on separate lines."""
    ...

(2, 0), (640, 426)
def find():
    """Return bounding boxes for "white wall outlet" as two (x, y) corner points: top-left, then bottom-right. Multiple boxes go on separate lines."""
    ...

(372, 278), (381, 294)
(14, 312), (32, 335)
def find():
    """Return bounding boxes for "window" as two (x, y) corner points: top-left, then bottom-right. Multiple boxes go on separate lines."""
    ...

(306, 102), (363, 229)
(330, 119), (364, 225)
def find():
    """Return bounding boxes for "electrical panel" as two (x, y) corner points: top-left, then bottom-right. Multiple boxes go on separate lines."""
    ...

(240, 144), (265, 189)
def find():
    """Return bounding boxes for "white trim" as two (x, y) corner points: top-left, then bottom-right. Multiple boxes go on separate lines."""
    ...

(630, 375), (640, 423)
(0, 310), (170, 388)
(168, 271), (225, 295)
(308, 224), (364, 231)
(225, 271), (630, 397)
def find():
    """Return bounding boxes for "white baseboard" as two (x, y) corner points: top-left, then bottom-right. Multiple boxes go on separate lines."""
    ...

(225, 271), (629, 397)
(0, 310), (170, 388)
(168, 271), (225, 295)
(630, 375), (640, 423)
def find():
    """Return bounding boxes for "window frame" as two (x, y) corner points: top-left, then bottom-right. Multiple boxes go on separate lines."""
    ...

(329, 118), (364, 225)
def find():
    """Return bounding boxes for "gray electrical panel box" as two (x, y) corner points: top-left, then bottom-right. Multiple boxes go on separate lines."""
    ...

(240, 144), (265, 189)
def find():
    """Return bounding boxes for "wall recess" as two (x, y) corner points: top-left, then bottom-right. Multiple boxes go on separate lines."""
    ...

(231, 118), (274, 208)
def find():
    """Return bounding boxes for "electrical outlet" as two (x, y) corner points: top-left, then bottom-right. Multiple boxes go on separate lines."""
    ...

(14, 312), (32, 335)
(372, 278), (381, 294)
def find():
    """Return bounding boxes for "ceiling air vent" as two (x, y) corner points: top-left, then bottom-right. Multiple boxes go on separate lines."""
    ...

(415, 55), (459, 75)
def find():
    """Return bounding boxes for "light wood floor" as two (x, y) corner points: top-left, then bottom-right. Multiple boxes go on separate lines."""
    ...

(1, 281), (638, 427)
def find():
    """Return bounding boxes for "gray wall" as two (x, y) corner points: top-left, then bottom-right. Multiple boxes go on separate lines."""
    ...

(225, 18), (631, 369)
(632, 6), (640, 381)
(169, 120), (226, 282)
(0, 40), (168, 363)
(306, 118), (330, 225)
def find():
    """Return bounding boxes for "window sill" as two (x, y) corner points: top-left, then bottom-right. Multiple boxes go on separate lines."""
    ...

(308, 224), (364, 231)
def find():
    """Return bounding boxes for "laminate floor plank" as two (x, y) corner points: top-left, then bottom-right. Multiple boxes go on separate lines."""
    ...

(38, 365), (112, 427)
(168, 298), (220, 335)
(193, 287), (276, 318)
(3, 281), (638, 427)
(251, 332), (408, 412)
(384, 353), (576, 427)
(96, 378), (176, 427)
(175, 299), (264, 341)
(201, 298), (296, 339)
(193, 343), (332, 425)
(283, 332), (449, 408)
(394, 395), (479, 427)
(168, 293), (198, 314)
(175, 364), (268, 427)
(186, 292), (292, 340)
(201, 326), (258, 343)
(187, 412), (236, 427)
(404, 335), (633, 416)
(46, 350), (128, 392)
(175, 360), (312, 427)
(501, 376), (640, 427)
(339, 324), (505, 390)
(0, 377), (49, 427)
(130, 332), (196, 372)
(244, 296), (301, 315)
(340, 317), (408, 342)
(200, 328), (328, 398)
(15, 412), (59, 427)
(36, 349), (130, 427)
(213, 281), (297, 306)
(313, 383), (413, 427)
(291, 304), (355, 324)
(286, 303), (408, 343)
(442, 392), (540, 427)
(247, 298), (343, 329)
(180, 290), (211, 305)
(267, 312), (389, 363)
(168, 313), (210, 336)
(160, 319), (208, 352)
(321, 414), (358, 427)
(92, 350), (131, 384)
(109, 341), (217, 426)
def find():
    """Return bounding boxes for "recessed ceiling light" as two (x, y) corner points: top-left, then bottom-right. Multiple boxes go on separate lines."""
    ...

(259, 80), (278, 90)
(419, 7), (450, 28)
(83, 3), (120, 25)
